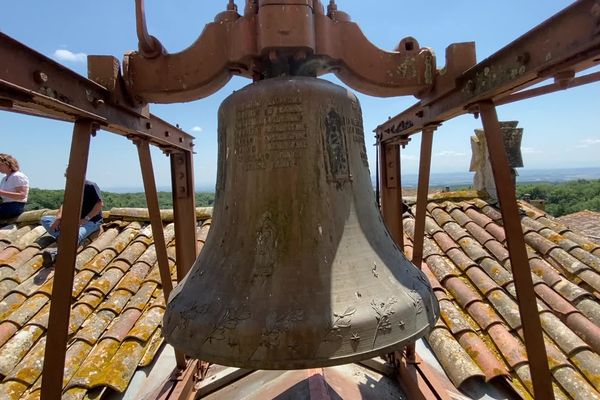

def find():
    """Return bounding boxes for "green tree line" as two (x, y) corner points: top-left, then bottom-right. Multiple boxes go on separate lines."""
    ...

(516, 179), (600, 217)
(24, 179), (600, 218)
(25, 188), (215, 211)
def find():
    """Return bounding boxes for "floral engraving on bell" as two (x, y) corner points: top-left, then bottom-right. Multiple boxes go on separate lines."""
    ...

(258, 309), (305, 349)
(371, 297), (399, 347)
(253, 212), (277, 282)
(325, 306), (356, 342)
(324, 108), (350, 184)
(204, 306), (252, 344)
(407, 289), (424, 315)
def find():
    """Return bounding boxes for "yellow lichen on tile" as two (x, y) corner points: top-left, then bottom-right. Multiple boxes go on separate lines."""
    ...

(92, 340), (146, 392)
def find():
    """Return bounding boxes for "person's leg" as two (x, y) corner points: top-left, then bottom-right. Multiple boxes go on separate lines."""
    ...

(40, 215), (60, 239)
(77, 220), (102, 244)
(0, 202), (25, 219)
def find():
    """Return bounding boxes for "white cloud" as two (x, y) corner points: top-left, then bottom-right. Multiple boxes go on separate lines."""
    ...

(522, 147), (542, 154)
(191, 126), (204, 133)
(435, 150), (466, 157)
(572, 138), (600, 149)
(582, 138), (600, 145)
(53, 49), (87, 63)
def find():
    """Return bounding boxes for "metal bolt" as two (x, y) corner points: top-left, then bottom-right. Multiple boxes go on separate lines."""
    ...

(33, 71), (48, 84)
(92, 98), (105, 108)
(146, 122), (152, 129)
(466, 79), (476, 92)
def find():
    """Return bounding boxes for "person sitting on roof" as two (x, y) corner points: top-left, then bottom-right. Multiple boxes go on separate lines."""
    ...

(41, 179), (103, 267)
(0, 153), (30, 220)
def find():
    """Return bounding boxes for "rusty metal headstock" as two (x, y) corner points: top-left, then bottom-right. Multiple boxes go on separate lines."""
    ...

(114, 0), (440, 104)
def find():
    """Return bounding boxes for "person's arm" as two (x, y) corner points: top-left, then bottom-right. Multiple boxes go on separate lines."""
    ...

(0, 185), (27, 201)
(50, 205), (63, 230)
(80, 199), (103, 225)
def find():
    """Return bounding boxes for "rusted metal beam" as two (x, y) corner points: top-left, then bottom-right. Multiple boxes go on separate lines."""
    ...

(166, 359), (200, 400)
(0, 32), (194, 152)
(496, 69), (600, 106)
(136, 139), (187, 368)
(41, 119), (94, 400)
(379, 142), (404, 248)
(411, 126), (436, 269)
(479, 101), (554, 400)
(378, 0), (600, 142)
(170, 152), (197, 280)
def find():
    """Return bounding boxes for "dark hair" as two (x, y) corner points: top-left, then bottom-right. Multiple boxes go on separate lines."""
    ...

(0, 154), (20, 173)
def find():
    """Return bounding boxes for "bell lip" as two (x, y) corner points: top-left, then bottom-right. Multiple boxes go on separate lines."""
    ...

(167, 317), (436, 370)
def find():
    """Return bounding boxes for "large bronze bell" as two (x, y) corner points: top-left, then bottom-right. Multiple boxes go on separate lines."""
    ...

(163, 77), (439, 369)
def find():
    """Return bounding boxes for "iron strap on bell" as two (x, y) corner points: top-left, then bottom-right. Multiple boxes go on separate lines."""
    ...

(163, 77), (439, 369)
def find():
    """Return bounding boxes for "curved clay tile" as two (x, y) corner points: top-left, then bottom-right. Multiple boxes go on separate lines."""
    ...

(0, 325), (44, 376)
(427, 322), (485, 387)
(3, 294), (48, 328)
(97, 289), (132, 315)
(4, 335), (45, 386)
(124, 282), (158, 312)
(138, 328), (164, 367)
(67, 338), (121, 389)
(73, 309), (116, 345)
(98, 339), (147, 392)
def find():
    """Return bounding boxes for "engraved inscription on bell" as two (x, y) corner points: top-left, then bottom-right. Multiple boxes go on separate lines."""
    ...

(234, 96), (308, 171)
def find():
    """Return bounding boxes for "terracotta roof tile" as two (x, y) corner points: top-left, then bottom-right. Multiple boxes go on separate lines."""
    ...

(67, 338), (121, 388)
(71, 270), (96, 298)
(114, 263), (152, 294)
(5, 336), (45, 386)
(557, 211), (600, 246)
(456, 330), (510, 381)
(124, 282), (158, 312)
(103, 308), (142, 342)
(431, 231), (461, 256)
(68, 303), (95, 336)
(0, 292), (27, 321)
(576, 298), (600, 326)
(553, 366), (600, 400)
(28, 304), (50, 330)
(126, 305), (163, 342)
(86, 267), (125, 296)
(97, 339), (147, 391)
(0, 248), (21, 265)
(0, 325), (44, 376)
(0, 322), (18, 349)
(427, 323), (485, 387)
(134, 245), (158, 269)
(112, 240), (149, 268)
(97, 289), (132, 315)
(0, 380), (28, 400)
(138, 327), (164, 367)
(402, 197), (600, 398)
(82, 249), (118, 275)
(10, 227), (45, 251)
(3, 294), (48, 328)
(445, 247), (478, 271)
(73, 310), (116, 345)
(0, 225), (19, 242)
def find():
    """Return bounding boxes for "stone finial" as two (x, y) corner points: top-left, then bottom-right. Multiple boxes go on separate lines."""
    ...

(469, 121), (524, 199)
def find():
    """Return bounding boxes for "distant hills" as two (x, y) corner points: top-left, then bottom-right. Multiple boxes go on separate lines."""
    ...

(397, 167), (600, 189)
(101, 167), (600, 193)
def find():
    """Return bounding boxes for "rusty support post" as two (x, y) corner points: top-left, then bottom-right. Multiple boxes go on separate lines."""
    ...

(479, 100), (554, 400)
(170, 151), (197, 279)
(411, 125), (436, 268)
(41, 119), (94, 400)
(136, 140), (187, 367)
(379, 142), (404, 248)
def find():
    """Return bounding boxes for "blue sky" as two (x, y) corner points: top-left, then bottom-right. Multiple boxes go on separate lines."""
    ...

(1, 1), (598, 191)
